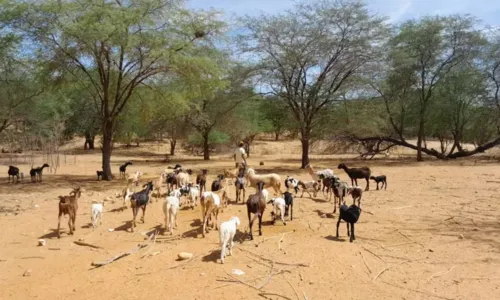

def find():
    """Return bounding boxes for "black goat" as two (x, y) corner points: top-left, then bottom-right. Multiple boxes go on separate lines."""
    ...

(211, 174), (225, 192)
(119, 161), (133, 179)
(8, 166), (20, 183)
(338, 163), (371, 191)
(246, 181), (267, 240)
(96, 170), (104, 181)
(370, 175), (387, 190)
(283, 191), (294, 220)
(30, 163), (49, 182)
(336, 204), (361, 243)
(130, 181), (154, 232)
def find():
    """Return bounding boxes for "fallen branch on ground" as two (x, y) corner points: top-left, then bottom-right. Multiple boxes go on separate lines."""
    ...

(91, 244), (147, 268)
(373, 261), (408, 281)
(74, 241), (103, 249)
(427, 266), (458, 283)
(282, 274), (300, 300)
(237, 246), (310, 267)
(380, 280), (455, 300)
(359, 251), (372, 274)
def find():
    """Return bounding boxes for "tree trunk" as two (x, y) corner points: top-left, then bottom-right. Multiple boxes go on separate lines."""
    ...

(416, 117), (425, 161)
(275, 131), (280, 141)
(101, 120), (114, 180)
(246, 142), (250, 158)
(170, 139), (176, 156)
(203, 133), (210, 160)
(84, 132), (95, 150)
(300, 138), (310, 168)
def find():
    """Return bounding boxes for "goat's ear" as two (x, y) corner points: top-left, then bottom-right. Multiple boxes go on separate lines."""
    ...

(267, 199), (273, 204)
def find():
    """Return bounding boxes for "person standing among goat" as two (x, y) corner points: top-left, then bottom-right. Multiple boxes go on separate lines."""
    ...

(233, 141), (247, 168)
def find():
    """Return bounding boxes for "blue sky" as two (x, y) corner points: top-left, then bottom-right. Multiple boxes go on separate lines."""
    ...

(187, 0), (500, 26)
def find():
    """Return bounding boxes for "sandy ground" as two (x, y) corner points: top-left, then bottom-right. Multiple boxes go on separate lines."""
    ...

(1, 139), (500, 300)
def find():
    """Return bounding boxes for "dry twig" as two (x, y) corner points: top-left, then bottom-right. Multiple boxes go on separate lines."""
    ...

(74, 241), (103, 249)
(359, 251), (372, 274)
(282, 274), (300, 300)
(427, 266), (458, 283)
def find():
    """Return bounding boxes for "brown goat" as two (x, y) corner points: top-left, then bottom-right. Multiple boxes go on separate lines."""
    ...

(246, 181), (267, 240)
(196, 169), (208, 197)
(57, 187), (83, 238)
(200, 192), (221, 238)
(338, 163), (371, 191)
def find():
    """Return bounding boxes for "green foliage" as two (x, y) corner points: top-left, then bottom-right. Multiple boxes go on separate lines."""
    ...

(187, 130), (229, 147)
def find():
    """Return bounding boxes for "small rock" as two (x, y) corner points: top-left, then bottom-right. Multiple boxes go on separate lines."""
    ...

(232, 269), (245, 276)
(23, 269), (32, 277)
(177, 252), (193, 260)
(108, 228), (114, 232)
(428, 249), (434, 252)
(200, 272), (205, 276)
(472, 228), (479, 231)
(34, 205), (39, 208)
(459, 234), (464, 239)
(247, 265), (253, 269)
(38, 239), (46, 246)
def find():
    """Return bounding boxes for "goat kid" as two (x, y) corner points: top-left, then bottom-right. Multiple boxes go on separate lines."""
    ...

(297, 180), (319, 198)
(8, 166), (20, 183)
(30, 163), (49, 182)
(370, 175), (387, 190)
(267, 197), (287, 225)
(130, 182), (154, 232)
(119, 161), (132, 179)
(200, 192), (221, 238)
(163, 195), (180, 235)
(219, 216), (240, 264)
(57, 187), (83, 238)
(91, 201), (104, 229)
(284, 176), (299, 194)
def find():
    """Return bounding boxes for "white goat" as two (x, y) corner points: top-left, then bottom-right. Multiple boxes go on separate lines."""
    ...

(200, 191), (221, 237)
(219, 216), (241, 264)
(163, 195), (180, 235)
(91, 201), (104, 229)
(123, 188), (134, 208)
(187, 184), (199, 209)
(267, 197), (286, 225)
(285, 176), (299, 194)
(297, 180), (319, 198)
(127, 171), (143, 186)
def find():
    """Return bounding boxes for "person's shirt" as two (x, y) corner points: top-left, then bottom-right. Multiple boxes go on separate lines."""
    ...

(234, 147), (246, 163)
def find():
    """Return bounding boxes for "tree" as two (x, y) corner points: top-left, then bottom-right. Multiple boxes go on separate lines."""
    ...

(3, 0), (224, 179)
(0, 32), (44, 134)
(260, 97), (293, 141)
(389, 16), (484, 160)
(187, 64), (255, 160)
(239, 0), (388, 168)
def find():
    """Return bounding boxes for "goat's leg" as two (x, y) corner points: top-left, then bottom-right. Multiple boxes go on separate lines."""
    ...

(336, 215), (341, 238)
(258, 213), (263, 236)
(346, 222), (350, 237)
(72, 213), (76, 231)
(57, 212), (62, 238)
(68, 213), (73, 235)
(229, 233), (235, 256)
(202, 213), (207, 238)
(281, 209), (286, 225)
(365, 178), (369, 191)
(214, 210), (219, 230)
(249, 212), (258, 240)
(384, 180), (387, 190)
(290, 204), (293, 221)
(140, 205), (146, 223)
(350, 223), (355, 242)
(221, 239), (227, 264)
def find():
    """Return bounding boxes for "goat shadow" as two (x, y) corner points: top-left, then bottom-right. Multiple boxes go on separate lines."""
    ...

(38, 229), (60, 239)
(113, 222), (132, 232)
(182, 227), (200, 239)
(201, 249), (220, 263)
(325, 235), (346, 242)
(313, 209), (336, 219)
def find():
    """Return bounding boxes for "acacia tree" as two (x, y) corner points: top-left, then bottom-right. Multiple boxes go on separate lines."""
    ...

(239, 0), (388, 167)
(389, 16), (484, 160)
(356, 16), (500, 159)
(4, 0), (223, 179)
(188, 65), (255, 160)
(0, 33), (44, 134)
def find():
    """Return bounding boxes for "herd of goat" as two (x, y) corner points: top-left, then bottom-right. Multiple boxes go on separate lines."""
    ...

(6, 161), (388, 263)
